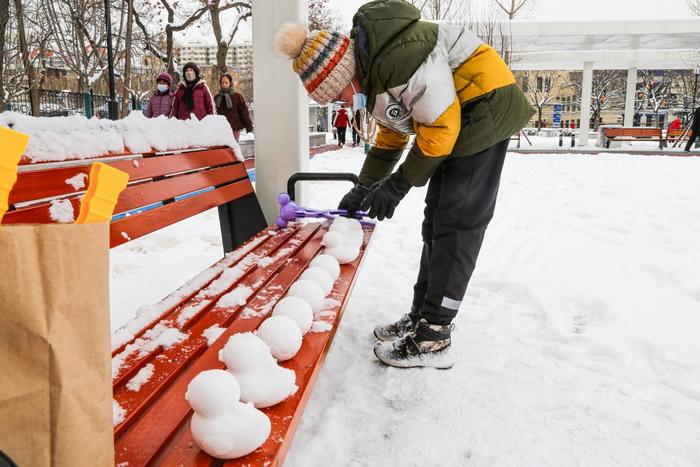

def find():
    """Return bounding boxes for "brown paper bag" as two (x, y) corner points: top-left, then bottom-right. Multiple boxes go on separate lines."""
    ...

(0, 223), (113, 467)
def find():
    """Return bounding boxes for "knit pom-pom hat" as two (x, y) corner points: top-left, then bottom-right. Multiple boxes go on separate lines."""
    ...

(275, 23), (356, 105)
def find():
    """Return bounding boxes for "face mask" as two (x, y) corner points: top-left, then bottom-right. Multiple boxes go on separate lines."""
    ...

(157, 84), (168, 93)
(351, 82), (367, 111)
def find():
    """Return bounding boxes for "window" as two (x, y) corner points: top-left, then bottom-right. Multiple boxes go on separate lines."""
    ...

(536, 77), (543, 92)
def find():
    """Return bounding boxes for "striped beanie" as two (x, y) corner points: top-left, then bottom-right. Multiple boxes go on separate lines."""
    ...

(275, 23), (356, 105)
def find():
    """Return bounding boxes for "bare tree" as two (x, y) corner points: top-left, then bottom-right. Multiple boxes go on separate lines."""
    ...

(493, 0), (535, 19)
(121, 0), (134, 116)
(44, 0), (108, 93)
(309, 0), (341, 31)
(14, 0), (40, 115)
(408, 0), (471, 21)
(520, 70), (562, 128)
(0, 0), (10, 111)
(132, 0), (211, 79)
(637, 70), (679, 128)
(208, 1), (251, 88)
(566, 70), (626, 130)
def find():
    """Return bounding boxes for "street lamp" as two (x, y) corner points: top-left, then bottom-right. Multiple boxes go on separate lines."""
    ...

(104, 0), (118, 120)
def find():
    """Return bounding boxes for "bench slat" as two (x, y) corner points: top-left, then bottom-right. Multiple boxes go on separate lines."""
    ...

(113, 224), (324, 465)
(111, 225), (302, 388)
(9, 147), (237, 205)
(2, 197), (82, 224)
(110, 179), (254, 248)
(111, 227), (283, 356)
(114, 164), (248, 214)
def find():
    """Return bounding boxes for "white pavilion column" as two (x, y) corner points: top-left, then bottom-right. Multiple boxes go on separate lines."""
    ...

(252, 0), (309, 222)
(579, 61), (593, 146)
(624, 67), (638, 127)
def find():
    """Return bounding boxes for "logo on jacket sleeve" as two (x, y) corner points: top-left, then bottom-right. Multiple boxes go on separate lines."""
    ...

(385, 104), (404, 121)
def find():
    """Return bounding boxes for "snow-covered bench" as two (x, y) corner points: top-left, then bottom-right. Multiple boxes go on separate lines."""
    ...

(4, 144), (373, 465)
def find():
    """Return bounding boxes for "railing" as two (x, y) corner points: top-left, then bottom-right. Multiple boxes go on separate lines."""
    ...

(7, 90), (145, 117)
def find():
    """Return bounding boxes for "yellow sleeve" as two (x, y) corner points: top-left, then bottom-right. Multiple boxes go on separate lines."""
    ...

(413, 97), (461, 157)
(374, 123), (410, 150)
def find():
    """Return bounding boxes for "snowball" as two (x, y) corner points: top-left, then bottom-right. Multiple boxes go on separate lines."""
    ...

(256, 316), (303, 361)
(287, 279), (325, 312)
(300, 267), (334, 296)
(219, 332), (276, 373)
(187, 369), (270, 459)
(321, 230), (344, 248)
(272, 296), (313, 335)
(219, 333), (297, 408)
(191, 401), (270, 459)
(185, 369), (241, 418)
(325, 245), (360, 264)
(309, 254), (340, 280)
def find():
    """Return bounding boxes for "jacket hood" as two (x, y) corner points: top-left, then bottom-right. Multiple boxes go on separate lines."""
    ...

(351, 0), (422, 93)
(177, 78), (207, 90)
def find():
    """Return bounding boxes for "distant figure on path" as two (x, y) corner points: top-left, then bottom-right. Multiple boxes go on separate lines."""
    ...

(215, 73), (253, 141)
(143, 72), (174, 118)
(684, 107), (700, 152)
(171, 62), (215, 120)
(333, 106), (349, 147)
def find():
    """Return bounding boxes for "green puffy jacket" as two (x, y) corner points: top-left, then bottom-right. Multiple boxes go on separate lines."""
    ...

(352, 0), (535, 187)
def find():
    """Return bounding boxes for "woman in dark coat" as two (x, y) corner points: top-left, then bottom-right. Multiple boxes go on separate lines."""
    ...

(685, 107), (700, 152)
(214, 73), (253, 141)
(171, 62), (215, 120)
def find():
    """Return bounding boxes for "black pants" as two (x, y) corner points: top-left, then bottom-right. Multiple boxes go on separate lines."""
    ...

(352, 125), (360, 145)
(412, 139), (509, 325)
(336, 127), (347, 145)
(685, 130), (698, 151)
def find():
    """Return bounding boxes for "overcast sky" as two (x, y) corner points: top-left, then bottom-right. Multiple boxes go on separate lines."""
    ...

(331, 0), (694, 30)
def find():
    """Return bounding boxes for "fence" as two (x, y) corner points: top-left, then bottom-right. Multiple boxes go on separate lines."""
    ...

(7, 90), (145, 117)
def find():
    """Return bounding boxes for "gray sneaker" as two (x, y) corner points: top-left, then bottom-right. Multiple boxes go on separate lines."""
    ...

(374, 319), (455, 369)
(373, 313), (418, 342)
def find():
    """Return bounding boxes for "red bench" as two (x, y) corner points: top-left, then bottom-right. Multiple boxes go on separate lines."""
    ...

(603, 127), (666, 149)
(4, 145), (373, 466)
(667, 128), (691, 145)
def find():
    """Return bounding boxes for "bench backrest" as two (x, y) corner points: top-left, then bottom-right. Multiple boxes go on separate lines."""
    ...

(3, 146), (267, 251)
(667, 128), (688, 138)
(604, 128), (662, 138)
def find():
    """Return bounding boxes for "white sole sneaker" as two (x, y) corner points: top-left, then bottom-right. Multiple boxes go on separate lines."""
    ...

(373, 341), (455, 369)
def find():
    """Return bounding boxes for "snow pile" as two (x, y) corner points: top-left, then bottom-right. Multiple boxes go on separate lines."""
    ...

(0, 111), (242, 163)
(186, 369), (270, 459)
(203, 325), (226, 346)
(48, 199), (75, 223)
(218, 332), (297, 408)
(65, 173), (88, 190)
(126, 363), (155, 392)
(112, 323), (186, 378)
(113, 400), (126, 426)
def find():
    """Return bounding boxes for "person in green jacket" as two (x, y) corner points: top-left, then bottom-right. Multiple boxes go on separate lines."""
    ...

(277, 0), (534, 369)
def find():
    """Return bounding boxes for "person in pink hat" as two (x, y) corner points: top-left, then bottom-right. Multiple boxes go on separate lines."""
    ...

(144, 72), (175, 118)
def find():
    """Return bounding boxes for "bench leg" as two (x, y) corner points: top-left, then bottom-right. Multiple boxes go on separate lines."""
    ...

(218, 193), (268, 254)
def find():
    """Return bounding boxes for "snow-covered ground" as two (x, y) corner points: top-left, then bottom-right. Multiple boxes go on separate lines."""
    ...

(110, 147), (700, 466)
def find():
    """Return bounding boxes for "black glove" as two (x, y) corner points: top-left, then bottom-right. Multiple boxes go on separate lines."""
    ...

(361, 168), (412, 221)
(338, 184), (370, 216)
